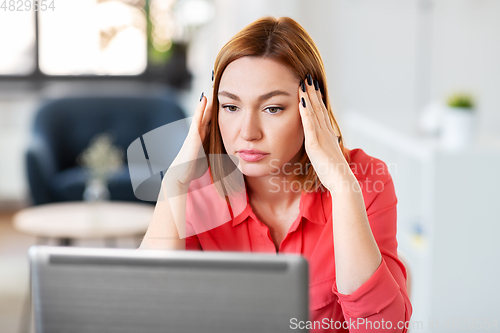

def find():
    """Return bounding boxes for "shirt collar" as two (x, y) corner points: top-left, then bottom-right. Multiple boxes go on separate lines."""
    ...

(231, 190), (252, 227)
(231, 189), (328, 227)
(300, 189), (328, 225)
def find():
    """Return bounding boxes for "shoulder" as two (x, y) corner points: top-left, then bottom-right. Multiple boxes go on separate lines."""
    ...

(347, 148), (393, 183)
(346, 148), (396, 206)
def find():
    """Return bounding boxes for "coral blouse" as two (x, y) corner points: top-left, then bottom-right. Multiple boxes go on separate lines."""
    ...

(184, 148), (412, 332)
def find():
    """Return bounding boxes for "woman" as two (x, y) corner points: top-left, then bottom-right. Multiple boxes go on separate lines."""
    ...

(140, 16), (412, 332)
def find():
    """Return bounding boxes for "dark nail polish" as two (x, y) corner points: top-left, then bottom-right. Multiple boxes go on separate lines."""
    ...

(211, 70), (214, 81)
(301, 97), (306, 108)
(306, 74), (313, 86)
(300, 81), (306, 93)
(314, 79), (319, 91)
(338, 136), (341, 143)
(200, 92), (204, 101)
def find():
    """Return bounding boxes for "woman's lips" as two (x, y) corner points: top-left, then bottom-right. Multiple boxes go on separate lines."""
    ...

(237, 151), (269, 162)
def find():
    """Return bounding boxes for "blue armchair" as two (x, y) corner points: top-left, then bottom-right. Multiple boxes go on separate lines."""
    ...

(26, 94), (187, 205)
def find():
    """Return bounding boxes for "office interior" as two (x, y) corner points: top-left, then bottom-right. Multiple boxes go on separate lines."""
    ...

(1, 0), (499, 332)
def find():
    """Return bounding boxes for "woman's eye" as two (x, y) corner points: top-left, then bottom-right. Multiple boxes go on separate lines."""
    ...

(223, 105), (239, 112)
(265, 107), (283, 114)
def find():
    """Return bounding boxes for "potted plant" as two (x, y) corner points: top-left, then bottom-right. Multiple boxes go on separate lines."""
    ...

(77, 133), (124, 202)
(440, 91), (476, 150)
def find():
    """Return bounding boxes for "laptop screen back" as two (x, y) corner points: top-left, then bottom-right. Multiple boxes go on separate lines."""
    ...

(29, 245), (309, 333)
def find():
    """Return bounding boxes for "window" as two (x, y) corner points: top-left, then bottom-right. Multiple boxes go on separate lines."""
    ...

(0, 9), (36, 75)
(0, 0), (149, 77)
(39, 0), (147, 75)
(0, 0), (213, 82)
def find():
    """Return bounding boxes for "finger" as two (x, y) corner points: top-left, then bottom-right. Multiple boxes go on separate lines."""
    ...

(201, 93), (213, 130)
(298, 85), (318, 144)
(194, 92), (207, 125)
(313, 79), (334, 133)
(190, 92), (210, 139)
(305, 74), (327, 129)
(300, 78), (322, 131)
(308, 76), (341, 143)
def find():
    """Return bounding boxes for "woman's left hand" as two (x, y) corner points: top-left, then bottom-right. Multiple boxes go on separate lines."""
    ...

(298, 74), (347, 192)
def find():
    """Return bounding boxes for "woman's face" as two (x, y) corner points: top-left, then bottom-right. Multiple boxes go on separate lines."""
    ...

(218, 56), (305, 178)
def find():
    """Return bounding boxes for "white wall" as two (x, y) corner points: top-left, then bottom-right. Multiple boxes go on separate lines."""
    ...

(295, 0), (500, 141)
(301, 0), (420, 121)
(430, 0), (500, 141)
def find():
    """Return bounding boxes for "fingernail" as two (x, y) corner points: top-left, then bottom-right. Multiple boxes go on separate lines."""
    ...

(338, 136), (341, 143)
(200, 92), (204, 101)
(306, 74), (313, 86)
(300, 81), (306, 93)
(301, 97), (306, 108)
(314, 79), (320, 91)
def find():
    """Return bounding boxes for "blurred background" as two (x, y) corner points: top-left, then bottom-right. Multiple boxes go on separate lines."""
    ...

(1, 0), (500, 332)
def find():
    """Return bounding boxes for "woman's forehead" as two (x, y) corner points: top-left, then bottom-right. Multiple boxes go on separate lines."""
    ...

(219, 57), (298, 94)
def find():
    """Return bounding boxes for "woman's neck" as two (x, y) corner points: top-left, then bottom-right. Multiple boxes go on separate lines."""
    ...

(244, 172), (302, 213)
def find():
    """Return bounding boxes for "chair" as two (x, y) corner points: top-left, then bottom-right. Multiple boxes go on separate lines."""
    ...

(26, 94), (187, 205)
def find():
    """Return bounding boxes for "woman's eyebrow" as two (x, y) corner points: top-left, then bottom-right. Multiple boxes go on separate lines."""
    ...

(258, 90), (290, 101)
(218, 90), (290, 102)
(218, 91), (241, 101)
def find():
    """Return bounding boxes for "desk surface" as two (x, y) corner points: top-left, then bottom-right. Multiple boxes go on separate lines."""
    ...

(13, 201), (154, 239)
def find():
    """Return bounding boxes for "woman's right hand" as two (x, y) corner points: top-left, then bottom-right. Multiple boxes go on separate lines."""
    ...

(164, 92), (213, 190)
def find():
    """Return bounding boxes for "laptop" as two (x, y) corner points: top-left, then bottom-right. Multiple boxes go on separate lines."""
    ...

(29, 245), (309, 333)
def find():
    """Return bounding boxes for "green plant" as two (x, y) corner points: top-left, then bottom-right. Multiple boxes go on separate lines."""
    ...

(446, 92), (475, 109)
(77, 133), (124, 182)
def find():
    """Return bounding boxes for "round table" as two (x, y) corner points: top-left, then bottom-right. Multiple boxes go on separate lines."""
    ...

(13, 201), (154, 246)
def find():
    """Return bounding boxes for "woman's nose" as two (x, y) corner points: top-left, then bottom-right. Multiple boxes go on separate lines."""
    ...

(239, 110), (262, 141)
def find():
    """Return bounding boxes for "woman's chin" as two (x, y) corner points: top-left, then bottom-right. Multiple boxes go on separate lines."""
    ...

(237, 163), (273, 178)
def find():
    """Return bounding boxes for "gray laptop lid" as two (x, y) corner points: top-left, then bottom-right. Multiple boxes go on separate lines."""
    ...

(29, 245), (309, 333)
